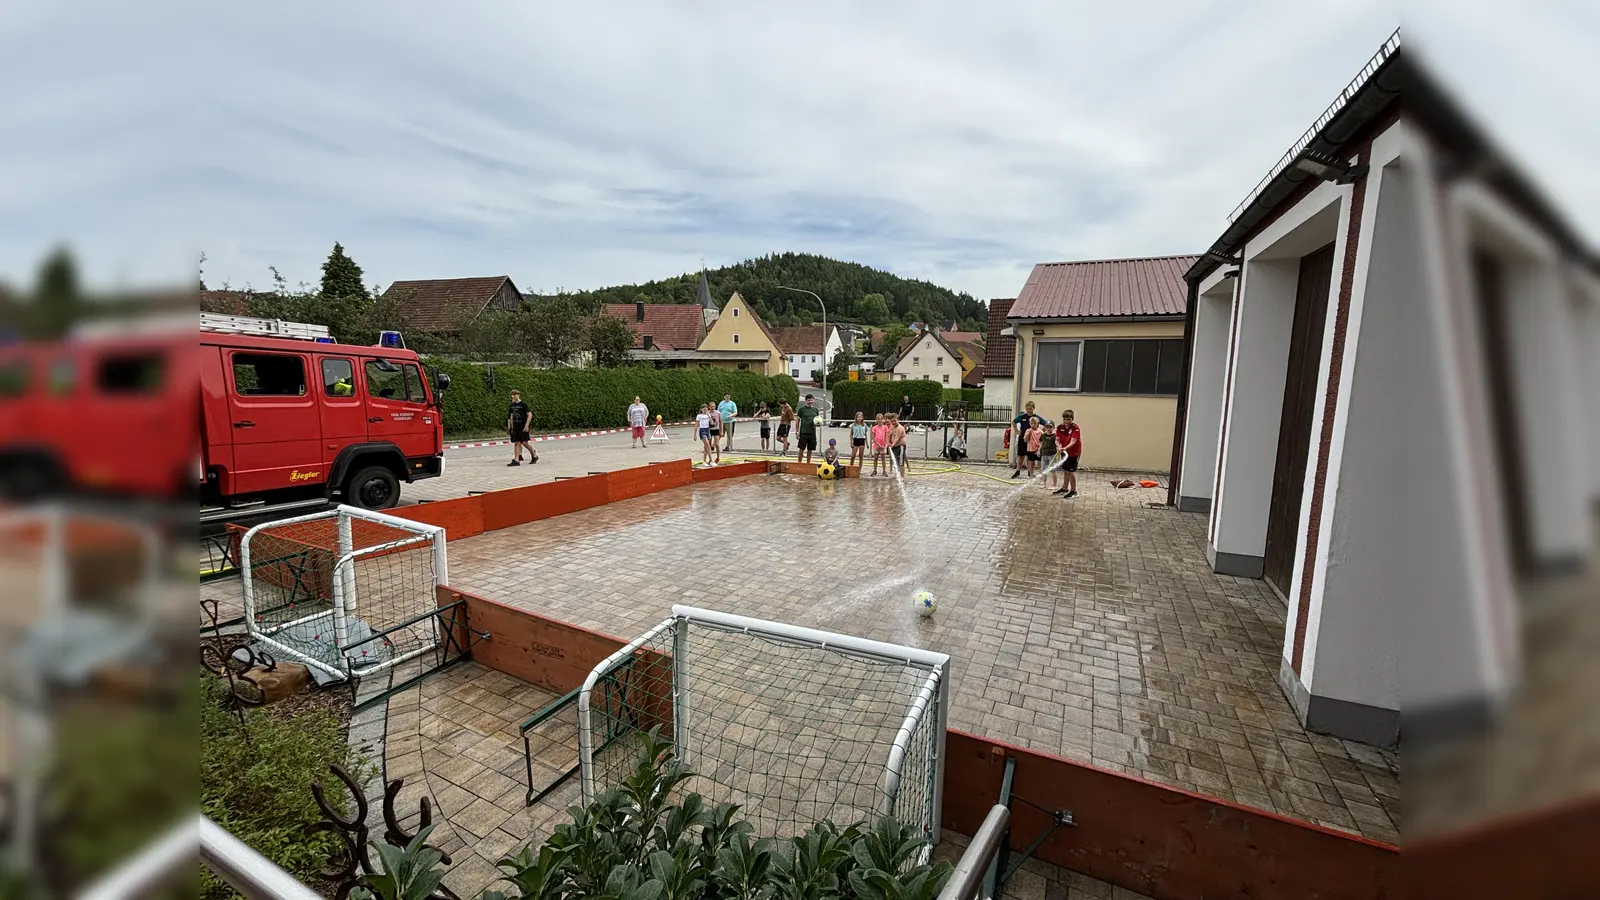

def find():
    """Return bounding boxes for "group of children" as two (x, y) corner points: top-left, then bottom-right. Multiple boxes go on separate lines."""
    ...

(1013, 409), (1082, 498)
(694, 402), (728, 466)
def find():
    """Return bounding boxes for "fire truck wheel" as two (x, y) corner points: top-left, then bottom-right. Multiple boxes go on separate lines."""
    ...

(346, 465), (400, 510)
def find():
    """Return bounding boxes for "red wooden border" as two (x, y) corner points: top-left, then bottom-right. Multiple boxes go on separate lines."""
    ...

(691, 461), (769, 482)
(943, 730), (1396, 900)
(1401, 792), (1600, 898)
(607, 459), (694, 503)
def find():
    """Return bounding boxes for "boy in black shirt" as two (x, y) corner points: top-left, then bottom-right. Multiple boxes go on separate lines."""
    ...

(507, 389), (538, 466)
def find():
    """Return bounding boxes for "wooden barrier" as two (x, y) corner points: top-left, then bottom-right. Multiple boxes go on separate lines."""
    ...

(942, 730), (1398, 900)
(437, 585), (627, 693)
(607, 459), (694, 503)
(691, 461), (769, 483)
(1401, 793), (1600, 898)
(396, 495), (485, 541)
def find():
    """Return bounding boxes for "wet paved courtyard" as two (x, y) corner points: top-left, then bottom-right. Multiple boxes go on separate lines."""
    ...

(444, 470), (1400, 843)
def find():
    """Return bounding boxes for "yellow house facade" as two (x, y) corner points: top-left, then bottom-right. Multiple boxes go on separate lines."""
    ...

(1007, 256), (1197, 472)
(697, 292), (788, 376)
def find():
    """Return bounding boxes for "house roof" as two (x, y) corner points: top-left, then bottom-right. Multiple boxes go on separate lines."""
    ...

(381, 276), (519, 331)
(628, 349), (772, 362)
(961, 367), (985, 388)
(983, 299), (1015, 379)
(939, 330), (983, 344)
(1009, 256), (1197, 320)
(769, 324), (835, 356)
(601, 303), (705, 350)
(948, 340), (985, 367)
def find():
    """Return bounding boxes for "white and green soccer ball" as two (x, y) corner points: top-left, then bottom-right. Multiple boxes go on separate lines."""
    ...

(913, 590), (937, 618)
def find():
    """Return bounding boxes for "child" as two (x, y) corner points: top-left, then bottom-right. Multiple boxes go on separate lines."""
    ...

(696, 404), (714, 467)
(1056, 409), (1082, 498)
(756, 403), (772, 452)
(1024, 415), (1045, 478)
(823, 438), (840, 467)
(777, 402), (794, 454)
(870, 413), (890, 477)
(707, 402), (722, 463)
(1039, 418), (1059, 488)
(888, 414), (907, 474)
(849, 412), (869, 469)
(946, 423), (968, 462)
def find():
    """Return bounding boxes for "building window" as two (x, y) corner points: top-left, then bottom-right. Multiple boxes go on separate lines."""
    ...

(792, 368), (800, 378)
(912, 356), (920, 365)
(1031, 340), (1082, 392)
(733, 308), (740, 317)
(942, 374), (950, 384)
(1079, 339), (1184, 395)
(922, 374), (931, 380)
(738, 363), (750, 370)
(733, 333), (740, 344)
(936, 356), (943, 366)
(925, 341), (933, 350)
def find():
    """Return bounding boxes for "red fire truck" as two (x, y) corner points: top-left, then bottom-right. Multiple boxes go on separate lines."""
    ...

(198, 314), (449, 519)
(0, 313), (449, 518)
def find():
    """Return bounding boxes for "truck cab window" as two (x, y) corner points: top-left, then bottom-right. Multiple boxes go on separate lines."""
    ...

(403, 364), (428, 403)
(365, 360), (404, 399)
(97, 353), (165, 395)
(322, 358), (356, 397)
(233, 353), (307, 396)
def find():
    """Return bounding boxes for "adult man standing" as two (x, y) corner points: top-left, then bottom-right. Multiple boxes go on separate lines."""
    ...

(899, 394), (915, 423)
(717, 393), (738, 452)
(796, 394), (822, 464)
(1009, 401), (1037, 479)
(507, 389), (537, 466)
(627, 396), (650, 449)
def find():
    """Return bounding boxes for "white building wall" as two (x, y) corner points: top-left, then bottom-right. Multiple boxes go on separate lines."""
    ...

(1178, 277), (1234, 514)
(892, 337), (959, 384)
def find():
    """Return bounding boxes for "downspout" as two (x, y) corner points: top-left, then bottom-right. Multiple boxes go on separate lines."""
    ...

(1167, 278), (1201, 507)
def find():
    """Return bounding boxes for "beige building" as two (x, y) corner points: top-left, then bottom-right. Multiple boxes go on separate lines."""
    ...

(883, 330), (963, 386)
(1006, 256), (1196, 472)
(696, 292), (788, 376)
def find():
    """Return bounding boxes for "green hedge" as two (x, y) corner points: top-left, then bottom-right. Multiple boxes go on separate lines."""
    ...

(942, 387), (983, 405)
(428, 360), (799, 437)
(830, 379), (942, 421)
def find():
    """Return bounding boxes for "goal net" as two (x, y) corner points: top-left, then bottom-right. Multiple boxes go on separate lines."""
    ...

(241, 505), (445, 682)
(578, 606), (948, 856)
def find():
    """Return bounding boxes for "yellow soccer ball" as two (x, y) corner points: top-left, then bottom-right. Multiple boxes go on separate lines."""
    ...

(817, 462), (836, 480)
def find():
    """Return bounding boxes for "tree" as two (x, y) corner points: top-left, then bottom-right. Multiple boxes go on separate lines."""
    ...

(877, 323), (912, 366)
(585, 313), (638, 368)
(856, 293), (891, 325)
(523, 295), (584, 366)
(319, 242), (366, 300)
(32, 247), (82, 338)
(826, 343), (859, 385)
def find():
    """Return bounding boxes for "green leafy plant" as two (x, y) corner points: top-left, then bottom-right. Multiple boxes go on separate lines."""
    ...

(473, 729), (950, 900)
(350, 826), (451, 900)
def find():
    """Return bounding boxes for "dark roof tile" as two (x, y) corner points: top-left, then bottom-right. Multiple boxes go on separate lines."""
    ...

(1009, 256), (1197, 319)
(380, 276), (518, 331)
(600, 303), (705, 350)
(983, 299), (1015, 379)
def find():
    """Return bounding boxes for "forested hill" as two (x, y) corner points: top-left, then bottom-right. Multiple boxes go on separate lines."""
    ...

(536, 253), (987, 331)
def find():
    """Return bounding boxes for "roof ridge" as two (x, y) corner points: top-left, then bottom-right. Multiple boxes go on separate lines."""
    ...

(1035, 254), (1201, 267)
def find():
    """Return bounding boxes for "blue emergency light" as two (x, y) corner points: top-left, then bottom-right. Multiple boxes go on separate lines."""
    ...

(315, 337), (335, 343)
(378, 330), (405, 349)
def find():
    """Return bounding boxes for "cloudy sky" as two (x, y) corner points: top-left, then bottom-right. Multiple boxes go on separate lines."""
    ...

(0, 1), (1593, 300)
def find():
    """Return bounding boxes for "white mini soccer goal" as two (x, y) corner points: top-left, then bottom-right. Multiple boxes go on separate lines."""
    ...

(578, 606), (949, 854)
(241, 505), (447, 683)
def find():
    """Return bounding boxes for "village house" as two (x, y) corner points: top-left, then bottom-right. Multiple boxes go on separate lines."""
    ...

(379, 276), (523, 334)
(770, 324), (842, 382)
(880, 330), (962, 387)
(1004, 256), (1195, 472)
(982, 299), (1016, 410)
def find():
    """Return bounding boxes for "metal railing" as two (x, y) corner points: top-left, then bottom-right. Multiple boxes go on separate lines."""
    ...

(1227, 29), (1400, 222)
(73, 815), (324, 900)
(937, 804), (1010, 900)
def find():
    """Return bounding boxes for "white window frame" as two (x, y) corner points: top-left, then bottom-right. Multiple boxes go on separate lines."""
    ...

(936, 356), (944, 366)
(732, 307), (741, 317)
(1031, 339), (1083, 393)
(912, 356), (920, 365)
(732, 333), (740, 344)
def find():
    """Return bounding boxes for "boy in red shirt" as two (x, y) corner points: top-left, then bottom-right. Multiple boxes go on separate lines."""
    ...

(1053, 409), (1082, 498)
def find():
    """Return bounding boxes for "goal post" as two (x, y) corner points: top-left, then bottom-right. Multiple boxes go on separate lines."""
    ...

(577, 605), (949, 854)
(240, 505), (446, 683)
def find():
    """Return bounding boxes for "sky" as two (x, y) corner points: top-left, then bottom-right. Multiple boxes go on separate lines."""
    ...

(0, 1), (1594, 301)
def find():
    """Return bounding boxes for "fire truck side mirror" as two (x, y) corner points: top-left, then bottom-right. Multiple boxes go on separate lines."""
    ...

(435, 371), (451, 393)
